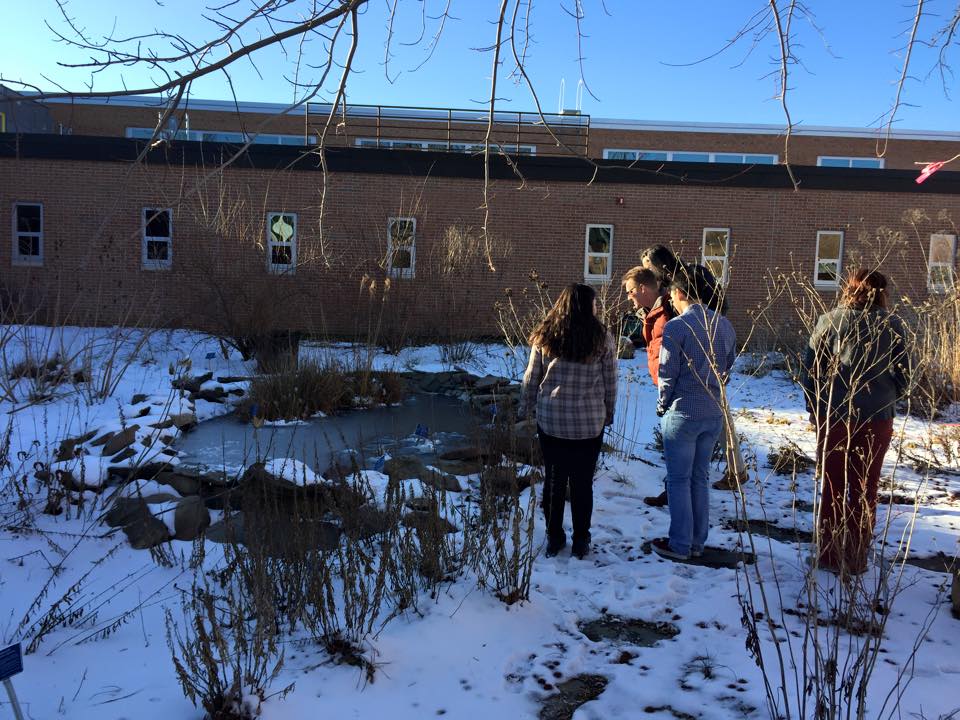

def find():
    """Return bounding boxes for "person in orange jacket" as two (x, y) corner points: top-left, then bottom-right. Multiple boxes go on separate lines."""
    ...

(623, 266), (673, 386)
(623, 265), (674, 508)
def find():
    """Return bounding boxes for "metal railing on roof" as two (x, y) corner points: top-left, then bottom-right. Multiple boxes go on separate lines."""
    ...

(304, 102), (590, 156)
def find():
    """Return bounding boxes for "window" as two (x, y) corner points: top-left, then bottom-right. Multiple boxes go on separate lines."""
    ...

(702, 228), (730, 284)
(12, 203), (43, 266)
(266, 212), (297, 273)
(603, 149), (776, 164)
(126, 127), (316, 145)
(387, 217), (416, 279)
(356, 138), (536, 155)
(817, 156), (884, 169)
(928, 233), (957, 292)
(142, 208), (172, 270)
(584, 224), (614, 282)
(814, 231), (844, 287)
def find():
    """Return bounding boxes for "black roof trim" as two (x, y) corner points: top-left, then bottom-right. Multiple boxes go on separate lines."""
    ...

(2, 132), (960, 194)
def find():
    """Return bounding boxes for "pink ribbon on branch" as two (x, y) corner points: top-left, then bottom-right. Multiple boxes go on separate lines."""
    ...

(915, 153), (960, 184)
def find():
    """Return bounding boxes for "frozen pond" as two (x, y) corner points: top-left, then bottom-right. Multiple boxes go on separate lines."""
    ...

(175, 392), (482, 474)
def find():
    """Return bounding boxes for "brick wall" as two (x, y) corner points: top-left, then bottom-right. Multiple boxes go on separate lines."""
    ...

(1, 153), (957, 351)
(45, 101), (953, 170)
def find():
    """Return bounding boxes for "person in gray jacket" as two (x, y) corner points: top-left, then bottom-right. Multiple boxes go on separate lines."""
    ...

(652, 271), (737, 561)
(801, 269), (910, 575)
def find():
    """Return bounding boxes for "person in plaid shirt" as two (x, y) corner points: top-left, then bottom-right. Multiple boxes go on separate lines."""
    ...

(520, 283), (618, 559)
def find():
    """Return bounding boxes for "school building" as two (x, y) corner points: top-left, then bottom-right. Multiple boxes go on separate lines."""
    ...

(1, 86), (958, 347)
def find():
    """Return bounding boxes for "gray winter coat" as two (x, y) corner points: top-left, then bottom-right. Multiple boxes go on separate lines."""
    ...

(801, 305), (910, 422)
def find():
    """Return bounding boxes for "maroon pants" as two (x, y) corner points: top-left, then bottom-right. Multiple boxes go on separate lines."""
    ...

(816, 418), (894, 573)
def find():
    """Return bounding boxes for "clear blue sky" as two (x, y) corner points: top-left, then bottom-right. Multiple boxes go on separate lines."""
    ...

(2, 1), (957, 131)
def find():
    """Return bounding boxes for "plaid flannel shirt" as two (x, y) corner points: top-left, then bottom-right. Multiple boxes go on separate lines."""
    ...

(520, 333), (618, 439)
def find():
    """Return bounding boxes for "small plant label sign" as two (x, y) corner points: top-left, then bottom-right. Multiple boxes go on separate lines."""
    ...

(0, 643), (21, 681)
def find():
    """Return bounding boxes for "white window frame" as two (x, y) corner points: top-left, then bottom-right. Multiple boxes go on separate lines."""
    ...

(141, 207), (173, 270)
(814, 230), (844, 288)
(12, 202), (43, 267)
(816, 156), (885, 169)
(928, 233), (957, 293)
(701, 227), (731, 284)
(387, 217), (417, 279)
(584, 224), (614, 283)
(602, 149), (777, 164)
(266, 212), (298, 274)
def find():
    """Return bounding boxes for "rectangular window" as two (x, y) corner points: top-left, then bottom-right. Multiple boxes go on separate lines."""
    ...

(142, 208), (172, 270)
(928, 233), (957, 292)
(387, 217), (416, 279)
(12, 202), (43, 266)
(603, 149), (777, 164)
(356, 138), (535, 155)
(814, 231), (844, 287)
(817, 156), (884, 169)
(701, 228), (730, 284)
(266, 212), (297, 274)
(584, 224), (614, 282)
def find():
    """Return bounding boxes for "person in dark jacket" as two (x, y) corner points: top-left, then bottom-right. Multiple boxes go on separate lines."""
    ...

(801, 269), (910, 575)
(520, 283), (618, 559)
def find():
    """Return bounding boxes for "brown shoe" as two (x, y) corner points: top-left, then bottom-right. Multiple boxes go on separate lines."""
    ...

(643, 490), (668, 507)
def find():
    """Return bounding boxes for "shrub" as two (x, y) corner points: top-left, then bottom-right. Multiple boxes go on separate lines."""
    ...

(247, 359), (350, 420)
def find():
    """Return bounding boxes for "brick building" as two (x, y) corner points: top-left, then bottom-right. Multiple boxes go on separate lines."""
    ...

(1, 93), (958, 348)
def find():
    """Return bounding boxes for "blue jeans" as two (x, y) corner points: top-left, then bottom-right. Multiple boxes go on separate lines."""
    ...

(661, 410), (724, 555)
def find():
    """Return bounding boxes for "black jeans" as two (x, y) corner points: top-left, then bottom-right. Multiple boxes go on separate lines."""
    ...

(538, 427), (604, 545)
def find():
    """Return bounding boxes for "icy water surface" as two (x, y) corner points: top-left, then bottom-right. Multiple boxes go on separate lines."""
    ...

(175, 392), (482, 474)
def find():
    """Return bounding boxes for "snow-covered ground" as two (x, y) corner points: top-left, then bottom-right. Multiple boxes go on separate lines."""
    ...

(0, 328), (957, 719)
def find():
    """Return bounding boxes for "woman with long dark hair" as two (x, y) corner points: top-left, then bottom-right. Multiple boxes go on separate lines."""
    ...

(801, 269), (910, 575)
(521, 283), (618, 559)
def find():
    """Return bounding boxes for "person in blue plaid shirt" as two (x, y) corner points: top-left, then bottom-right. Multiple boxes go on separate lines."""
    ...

(652, 270), (737, 561)
(520, 283), (618, 559)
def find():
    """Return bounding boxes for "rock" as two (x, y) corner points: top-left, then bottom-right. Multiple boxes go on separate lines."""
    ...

(89, 430), (115, 447)
(110, 448), (138, 464)
(172, 371), (214, 394)
(191, 388), (227, 403)
(424, 469), (463, 493)
(472, 374), (510, 392)
(101, 425), (140, 456)
(155, 470), (202, 496)
(56, 470), (80, 492)
(481, 465), (531, 497)
(433, 458), (484, 476)
(401, 511), (457, 534)
(170, 412), (198, 431)
(342, 505), (393, 540)
(104, 497), (158, 527)
(438, 446), (484, 461)
(216, 375), (251, 384)
(617, 337), (636, 360)
(149, 418), (175, 430)
(131, 393), (148, 405)
(205, 514), (245, 544)
(406, 496), (436, 513)
(244, 513), (341, 557)
(173, 496), (210, 541)
(122, 506), (172, 550)
(133, 406), (151, 418)
(55, 430), (97, 462)
(383, 455), (429, 483)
